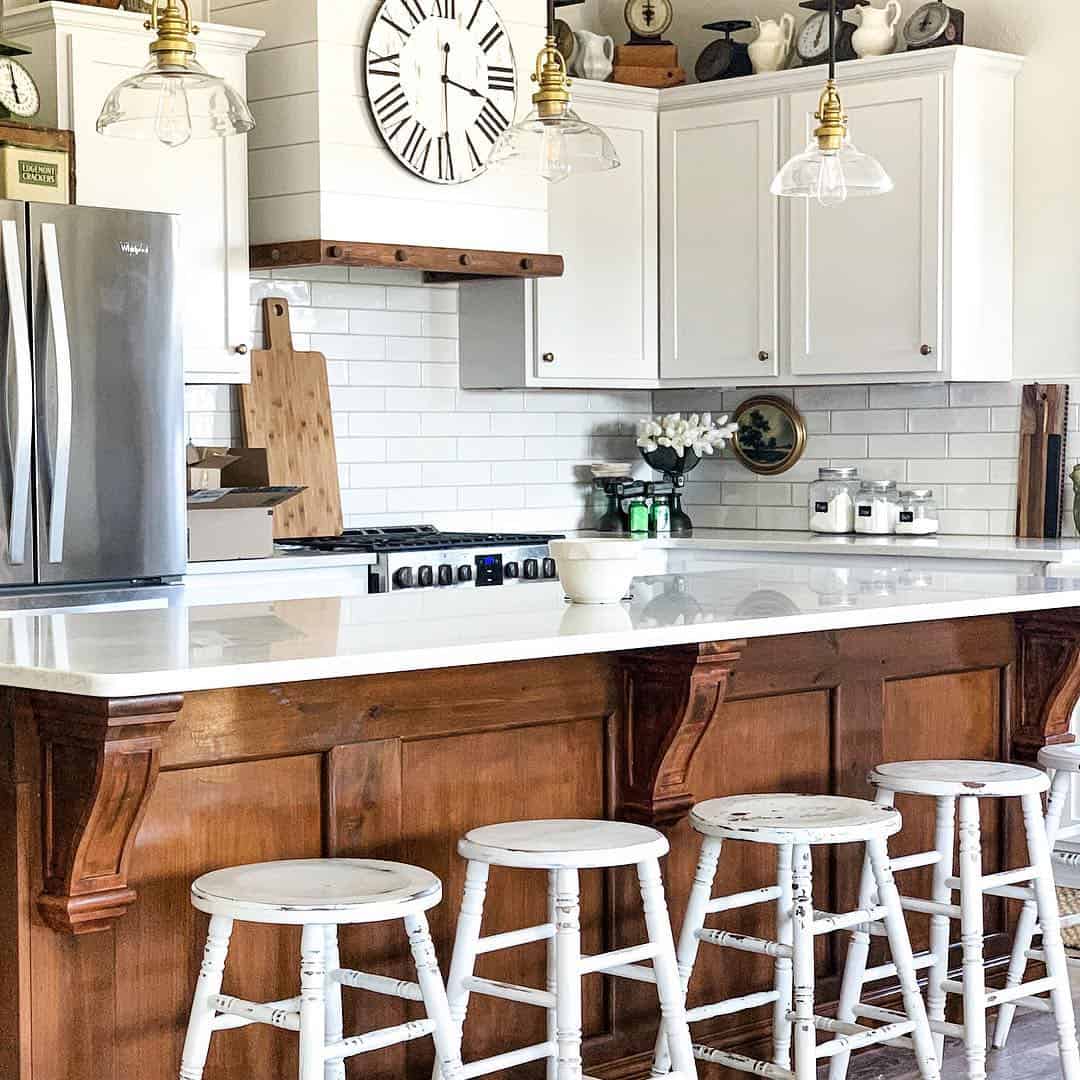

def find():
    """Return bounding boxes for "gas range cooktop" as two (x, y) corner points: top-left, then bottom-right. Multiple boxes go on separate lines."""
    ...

(278, 526), (565, 592)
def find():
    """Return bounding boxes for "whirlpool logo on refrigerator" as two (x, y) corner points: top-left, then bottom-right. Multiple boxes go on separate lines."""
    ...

(118, 240), (150, 257)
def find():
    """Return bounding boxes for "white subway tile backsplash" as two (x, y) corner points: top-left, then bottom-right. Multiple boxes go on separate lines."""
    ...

(868, 384), (949, 409)
(794, 386), (868, 411)
(422, 462), (492, 487)
(492, 412), (556, 436)
(907, 459), (990, 484)
(459, 437), (525, 460)
(867, 434), (947, 459)
(312, 282), (386, 309)
(949, 384), (1020, 408)
(907, 409), (990, 434)
(387, 286), (457, 313)
(349, 309), (424, 336)
(948, 432), (1019, 458)
(460, 486), (525, 510)
(830, 410), (906, 434)
(387, 388), (457, 412)
(420, 412), (492, 435)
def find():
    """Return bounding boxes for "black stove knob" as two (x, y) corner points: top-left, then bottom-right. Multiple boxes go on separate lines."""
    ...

(542, 557), (557, 579)
(523, 558), (539, 580)
(418, 565), (434, 588)
(505, 561), (519, 579)
(393, 567), (414, 589)
(458, 565), (473, 582)
(438, 564), (454, 586)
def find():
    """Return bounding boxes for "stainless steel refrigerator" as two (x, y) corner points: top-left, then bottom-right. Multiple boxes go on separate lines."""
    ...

(0, 201), (185, 589)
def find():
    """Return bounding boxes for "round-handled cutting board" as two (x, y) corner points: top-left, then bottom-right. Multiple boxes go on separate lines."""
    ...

(239, 298), (343, 538)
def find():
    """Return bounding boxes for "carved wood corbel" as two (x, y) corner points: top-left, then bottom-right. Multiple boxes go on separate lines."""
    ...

(618, 641), (744, 827)
(34, 692), (182, 934)
(1014, 611), (1080, 762)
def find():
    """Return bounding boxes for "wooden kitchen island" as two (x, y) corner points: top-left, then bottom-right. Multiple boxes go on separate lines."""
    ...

(3, 566), (1080, 1079)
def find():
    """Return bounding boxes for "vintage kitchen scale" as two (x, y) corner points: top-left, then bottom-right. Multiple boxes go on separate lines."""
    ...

(0, 28), (73, 204)
(612, 0), (686, 87)
(695, 19), (754, 82)
(903, 1), (965, 48)
(796, 0), (868, 66)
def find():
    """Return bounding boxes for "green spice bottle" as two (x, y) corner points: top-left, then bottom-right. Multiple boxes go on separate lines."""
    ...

(650, 495), (671, 536)
(628, 497), (649, 535)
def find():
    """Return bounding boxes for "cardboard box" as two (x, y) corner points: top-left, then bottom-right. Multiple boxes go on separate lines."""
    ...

(187, 446), (271, 491)
(187, 486), (305, 561)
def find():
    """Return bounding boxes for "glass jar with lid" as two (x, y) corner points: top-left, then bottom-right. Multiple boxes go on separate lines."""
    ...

(854, 480), (899, 535)
(895, 489), (940, 535)
(809, 466), (860, 534)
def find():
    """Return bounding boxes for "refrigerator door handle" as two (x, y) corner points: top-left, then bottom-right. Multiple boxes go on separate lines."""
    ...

(40, 222), (72, 565)
(2, 219), (30, 566)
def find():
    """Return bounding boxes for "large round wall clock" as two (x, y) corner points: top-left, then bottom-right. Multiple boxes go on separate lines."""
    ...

(365, 0), (518, 184)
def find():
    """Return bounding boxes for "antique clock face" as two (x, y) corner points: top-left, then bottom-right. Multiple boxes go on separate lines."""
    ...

(904, 2), (964, 48)
(365, 0), (517, 185)
(624, 0), (674, 40)
(796, 11), (856, 64)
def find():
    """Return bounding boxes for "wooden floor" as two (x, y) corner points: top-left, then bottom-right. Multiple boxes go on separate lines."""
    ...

(844, 994), (1080, 1079)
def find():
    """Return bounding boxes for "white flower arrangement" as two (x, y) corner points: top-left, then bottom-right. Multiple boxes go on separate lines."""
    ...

(636, 412), (739, 458)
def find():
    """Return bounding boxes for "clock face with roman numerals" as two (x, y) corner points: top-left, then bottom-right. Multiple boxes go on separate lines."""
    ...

(365, 0), (517, 184)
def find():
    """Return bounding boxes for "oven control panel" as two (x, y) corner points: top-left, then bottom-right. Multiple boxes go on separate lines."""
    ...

(372, 545), (558, 593)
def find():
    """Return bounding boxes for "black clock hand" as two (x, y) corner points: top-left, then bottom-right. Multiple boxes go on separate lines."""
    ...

(443, 75), (482, 97)
(8, 65), (19, 106)
(442, 42), (450, 129)
(814, 16), (825, 48)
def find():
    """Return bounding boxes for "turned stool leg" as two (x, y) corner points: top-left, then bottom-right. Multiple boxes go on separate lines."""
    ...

(438, 860), (489, 1080)
(790, 844), (816, 1080)
(830, 789), (894, 1080)
(547, 874), (559, 1080)
(406, 911), (465, 1080)
(652, 835), (721, 1077)
(322, 926), (345, 1080)
(926, 795), (955, 1060)
(957, 795), (987, 1080)
(638, 857), (695, 1078)
(179, 914), (234, 1080)
(866, 836), (940, 1080)
(773, 844), (794, 1071)
(299, 924), (328, 1080)
(553, 868), (583, 1080)
(994, 770), (1071, 1048)
(1021, 790), (1080, 1080)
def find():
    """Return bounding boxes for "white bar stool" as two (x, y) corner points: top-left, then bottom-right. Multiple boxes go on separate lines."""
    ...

(995, 743), (1080, 1047)
(831, 760), (1080, 1080)
(178, 858), (463, 1080)
(440, 818), (697, 1080)
(654, 794), (940, 1080)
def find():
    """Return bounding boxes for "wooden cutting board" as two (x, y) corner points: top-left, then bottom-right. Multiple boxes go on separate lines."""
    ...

(239, 298), (343, 539)
(1016, 383), (1069, 540)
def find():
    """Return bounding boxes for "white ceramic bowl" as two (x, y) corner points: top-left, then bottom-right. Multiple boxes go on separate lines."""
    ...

(548, 539), (641, 605)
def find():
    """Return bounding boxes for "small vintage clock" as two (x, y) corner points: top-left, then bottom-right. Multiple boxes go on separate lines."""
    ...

(796, 0), (867, 66)
(364, 0), (517, 185)
(623, 0), (674, 43)
(0, 37), (38, 121)
(695, 20), (753, 82)
(903, 2), (965, 49)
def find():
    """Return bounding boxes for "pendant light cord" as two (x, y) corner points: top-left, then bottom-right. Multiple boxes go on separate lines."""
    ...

(547, 0), (555, 37)
(828, 0), (836, 81)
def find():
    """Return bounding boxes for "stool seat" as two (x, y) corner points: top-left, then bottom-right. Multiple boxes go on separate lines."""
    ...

(691, 794), (901, 845)
(458, 818), (667, 868)
(191, 858), (441, 925)
(870, 760), (1049, 798)
(1038, 743), (1080, 773)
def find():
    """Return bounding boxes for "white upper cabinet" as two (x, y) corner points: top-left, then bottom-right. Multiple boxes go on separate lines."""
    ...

(534, 84), (658, 387)
(11, 4), (261, 384)
(787, 74), (943, 379)
(660, 96), (779, 381)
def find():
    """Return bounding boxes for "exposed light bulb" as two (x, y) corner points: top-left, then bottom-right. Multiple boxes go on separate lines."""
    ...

(154, 77), (192, 148)
(815, 151), (847, 207)
(539, 126), (571, 184)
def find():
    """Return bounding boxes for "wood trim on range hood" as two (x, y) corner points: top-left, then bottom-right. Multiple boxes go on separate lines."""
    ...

(250, 239), (564, 281)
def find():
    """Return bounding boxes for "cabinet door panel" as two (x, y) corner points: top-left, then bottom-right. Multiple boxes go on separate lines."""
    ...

(661, 98), (779, 381)
(63, 35), (251, 383)
(787, 74), (943, 377)
(536, 102), (657, 383)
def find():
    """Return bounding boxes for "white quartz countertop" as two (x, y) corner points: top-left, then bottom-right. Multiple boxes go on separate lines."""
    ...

(1, 561), (1079, 698)
(653, 530), (1080, 563)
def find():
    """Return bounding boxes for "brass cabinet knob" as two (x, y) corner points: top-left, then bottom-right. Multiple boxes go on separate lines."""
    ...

(921, 344), (934, 356)
(758, 350), (770, 363)
(235, 344), (249, 355)
(542, 352), (555, 364)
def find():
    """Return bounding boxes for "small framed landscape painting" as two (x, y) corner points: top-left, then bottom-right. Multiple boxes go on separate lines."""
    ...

(731, 395), (807, 476)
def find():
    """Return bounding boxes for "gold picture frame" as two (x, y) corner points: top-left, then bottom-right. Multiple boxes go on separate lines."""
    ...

(731, 395), (807, 476)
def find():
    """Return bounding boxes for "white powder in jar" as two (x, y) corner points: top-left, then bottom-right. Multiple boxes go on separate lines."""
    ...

(854, 498), (894, 534)
(895, 515), (940, 536)
(810, 490), (855, 533)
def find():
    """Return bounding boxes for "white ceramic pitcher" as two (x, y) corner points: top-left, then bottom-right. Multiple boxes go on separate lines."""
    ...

(748, 14), (794, 74)
(852, 0), (902, 57)
(572, 30), (615, 81)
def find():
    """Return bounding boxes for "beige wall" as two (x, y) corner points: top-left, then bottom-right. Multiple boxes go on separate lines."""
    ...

(564, 0), (1080, 379)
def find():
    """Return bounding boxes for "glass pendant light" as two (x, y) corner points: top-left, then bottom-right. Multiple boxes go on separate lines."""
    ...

(771, 0), (892, 205)
(488, 0), (619, 183)
(97, 0), (254, 148)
